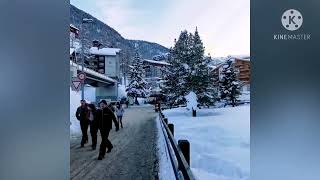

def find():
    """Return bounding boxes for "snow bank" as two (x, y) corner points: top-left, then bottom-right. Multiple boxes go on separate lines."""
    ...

(156, 116), (176, 180)
(163, 105), (250, 180)
(185, 91), (198, 110)
(84, 85), (96, 103)
(239, 91), (250, 102)
(70, 88), (81, 136)
(137, 97), (146, 105)
(118, 84), (127, 98)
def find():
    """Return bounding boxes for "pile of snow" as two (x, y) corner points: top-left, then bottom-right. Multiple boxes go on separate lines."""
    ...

(137, 97), (146, 105)
(185, 91), (198, 110)
(239, 91), (250, 102)
(70, 88), (81, 135)
(84, 85), (96, 103)
(118, 84), (127, 98)
(162, 105), (250, 180)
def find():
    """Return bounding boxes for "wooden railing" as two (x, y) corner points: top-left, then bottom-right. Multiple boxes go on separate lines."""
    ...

(158, 108), (196, 180)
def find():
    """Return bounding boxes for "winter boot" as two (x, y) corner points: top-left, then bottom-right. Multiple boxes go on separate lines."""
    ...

(107, 145), (113, 153)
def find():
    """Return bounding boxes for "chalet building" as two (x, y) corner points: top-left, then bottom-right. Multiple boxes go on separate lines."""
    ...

(88, 40), (121, 81)
(142, 59), (170, 89)
(233, 56), (250, 91)
(211, 56), (250, 91)
(69, 29), (121, 102)
(143, 59), (170, 77)
(70, 24), (79, 44)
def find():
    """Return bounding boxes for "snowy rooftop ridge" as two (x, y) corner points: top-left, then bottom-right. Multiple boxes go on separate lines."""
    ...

(70, 60), (117, 83)
(228, 55), (250, 61)
(143, 59), (171, 66)
(70, 24), (79, 30)
(208, 65), (217, 69)
(89, 47), (121, 56)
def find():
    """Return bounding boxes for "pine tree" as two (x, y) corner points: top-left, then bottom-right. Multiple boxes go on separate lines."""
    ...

(219, 59), (241, 107)
(185, 27), (217, 107)
(126, 50), (148, 105)
(163, 31), (194, 107)
(161, 46), (186, 107)
(162, 28), (218, 109)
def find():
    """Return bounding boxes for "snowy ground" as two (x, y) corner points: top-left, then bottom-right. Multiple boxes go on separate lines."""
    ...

(156, 116), (176, 180)
(70, 88), (82, 136)
(162, 105), (250, 180)
(238, 91), (250, 102)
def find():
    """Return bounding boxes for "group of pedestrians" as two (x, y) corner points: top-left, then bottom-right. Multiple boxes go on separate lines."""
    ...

(75, 99), (125, 160)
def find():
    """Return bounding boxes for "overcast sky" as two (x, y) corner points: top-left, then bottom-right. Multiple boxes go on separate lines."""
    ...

(71, 0), (249, 57)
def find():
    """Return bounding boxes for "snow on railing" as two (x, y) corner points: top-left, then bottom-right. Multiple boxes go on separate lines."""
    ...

(70, 60), (117, 83)
(157, 107), (196, 180)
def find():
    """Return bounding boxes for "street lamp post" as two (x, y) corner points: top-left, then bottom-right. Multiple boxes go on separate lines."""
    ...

(80, 18), (93, 100)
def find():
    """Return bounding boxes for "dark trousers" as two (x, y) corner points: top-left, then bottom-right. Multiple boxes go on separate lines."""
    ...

(90, 121), (98, 148)
(99, 128), (112, 157)
(80, 120), (89, 146)
(117, 116), (123, 128)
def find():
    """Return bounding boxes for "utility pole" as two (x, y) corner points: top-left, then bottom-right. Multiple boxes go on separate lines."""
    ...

(80, 18), (93, 100)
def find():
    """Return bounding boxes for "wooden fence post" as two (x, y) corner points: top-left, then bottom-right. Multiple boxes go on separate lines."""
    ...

(168, 123), (174, 136)
(155, 104), (158, 112)
(178, 140), (190, 166)
(163, 118), (168, 124)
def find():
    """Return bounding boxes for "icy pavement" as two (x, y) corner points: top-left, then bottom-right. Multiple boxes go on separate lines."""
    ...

(70, 106), (159, 180)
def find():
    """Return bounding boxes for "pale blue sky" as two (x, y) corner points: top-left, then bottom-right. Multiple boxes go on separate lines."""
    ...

(71, 0), (249, 57)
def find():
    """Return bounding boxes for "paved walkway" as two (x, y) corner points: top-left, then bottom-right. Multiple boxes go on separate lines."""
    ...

(70, 106), (159, 180)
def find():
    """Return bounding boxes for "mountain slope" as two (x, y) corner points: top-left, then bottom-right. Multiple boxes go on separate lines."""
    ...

(128, 40), (169, 59)
(70, 4), (168, 59)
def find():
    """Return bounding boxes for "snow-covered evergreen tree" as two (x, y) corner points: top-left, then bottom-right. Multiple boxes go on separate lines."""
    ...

(161, 31), (194, 107)
(126, 50), (148, 105)
(161, 28), (218, 109)
(185, 27), (217, 107)
(219, 59), (241, 107)
(161, 47), (186, 107)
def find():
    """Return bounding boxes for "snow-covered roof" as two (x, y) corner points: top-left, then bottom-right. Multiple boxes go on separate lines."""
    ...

(89, 47), (121, 56)
(70, 60), (117, 83)
(208, 65), (217, 69)
(70, 24), (79, 31)
(70, 48), (75, 55)
(229, 55), (250, 61)
(143, 59), (170, 66)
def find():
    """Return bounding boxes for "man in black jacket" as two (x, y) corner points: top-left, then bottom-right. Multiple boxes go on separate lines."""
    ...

(75, 100), (89, 147)
(97, 100), (119, 160)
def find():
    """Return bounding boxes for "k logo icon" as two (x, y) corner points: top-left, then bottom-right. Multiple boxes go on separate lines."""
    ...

(281, 9), (303, 31)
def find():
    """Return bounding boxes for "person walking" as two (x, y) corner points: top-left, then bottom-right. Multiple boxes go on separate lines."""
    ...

(75, 100), (89, 147)
(87, 103), (98, 150)
(96, 100), (119, 160)
(115, 102), (124, 128)
(125, 99), (129, 108)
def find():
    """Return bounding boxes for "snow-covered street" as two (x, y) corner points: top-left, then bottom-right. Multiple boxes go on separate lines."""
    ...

(162, 105), (250, 180)
(70, 106), (159, 180)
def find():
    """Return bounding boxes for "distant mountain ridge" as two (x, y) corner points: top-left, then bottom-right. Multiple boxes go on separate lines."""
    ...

(70, 4), (169, 60)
